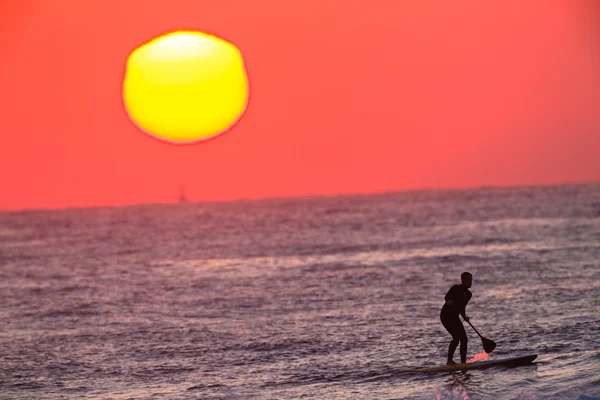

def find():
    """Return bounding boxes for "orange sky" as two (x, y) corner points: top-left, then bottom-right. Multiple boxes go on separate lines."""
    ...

(1, 0), (599, 210)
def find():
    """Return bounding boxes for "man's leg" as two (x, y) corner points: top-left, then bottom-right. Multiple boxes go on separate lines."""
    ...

(447, 338), (459, 364)
(457, 322), (468, 363)
(441, 314), (461, 365)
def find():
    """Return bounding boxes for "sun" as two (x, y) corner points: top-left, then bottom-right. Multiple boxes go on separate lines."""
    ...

(122, 30), (249, 144)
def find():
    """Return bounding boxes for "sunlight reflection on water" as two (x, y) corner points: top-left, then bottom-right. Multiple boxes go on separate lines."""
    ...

(467, 351), (489, 363)
(435, 384), (470, 400)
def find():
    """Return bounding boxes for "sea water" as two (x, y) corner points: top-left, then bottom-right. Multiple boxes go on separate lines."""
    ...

(1, 184), (599, 399)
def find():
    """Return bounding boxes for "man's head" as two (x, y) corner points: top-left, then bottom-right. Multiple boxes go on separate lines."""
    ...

(461, 271), (473, 288)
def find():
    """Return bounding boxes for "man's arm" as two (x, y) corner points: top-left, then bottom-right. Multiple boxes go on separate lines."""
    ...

(445, 286), (470, 320)
(444, 285), (459, 303)
(459, 291), (472, 321)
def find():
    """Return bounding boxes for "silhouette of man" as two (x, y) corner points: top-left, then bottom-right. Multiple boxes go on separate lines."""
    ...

(440, 272), (472, 365)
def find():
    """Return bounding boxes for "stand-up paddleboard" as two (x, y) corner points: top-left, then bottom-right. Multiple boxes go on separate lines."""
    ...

(413, 354), (537, 373)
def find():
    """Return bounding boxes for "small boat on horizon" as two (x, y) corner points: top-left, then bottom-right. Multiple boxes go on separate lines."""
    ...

(179, 187), (188, 203)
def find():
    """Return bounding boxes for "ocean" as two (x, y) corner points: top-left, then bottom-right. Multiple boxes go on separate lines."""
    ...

(1, 184), (599, 400)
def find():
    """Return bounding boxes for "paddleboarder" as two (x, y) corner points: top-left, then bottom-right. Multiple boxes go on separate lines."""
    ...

(440, 272), (472, 365)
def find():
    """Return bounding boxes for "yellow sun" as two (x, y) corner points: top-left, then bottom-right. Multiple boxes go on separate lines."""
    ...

(123, 30), (249, 144)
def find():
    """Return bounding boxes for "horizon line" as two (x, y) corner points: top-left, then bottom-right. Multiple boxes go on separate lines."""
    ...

(2, 180), (599, 214)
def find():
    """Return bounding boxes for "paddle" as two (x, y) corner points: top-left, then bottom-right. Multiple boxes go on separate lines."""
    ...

(463, 316), (496, 353)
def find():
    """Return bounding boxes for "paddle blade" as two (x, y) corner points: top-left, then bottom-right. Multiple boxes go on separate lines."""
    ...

(482, 337), (496, 353)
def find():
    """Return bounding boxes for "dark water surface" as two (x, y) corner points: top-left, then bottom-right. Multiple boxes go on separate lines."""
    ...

(1, 184), (599, 399)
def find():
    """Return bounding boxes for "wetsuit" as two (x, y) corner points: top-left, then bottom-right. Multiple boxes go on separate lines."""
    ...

(440, 284), (472, 363)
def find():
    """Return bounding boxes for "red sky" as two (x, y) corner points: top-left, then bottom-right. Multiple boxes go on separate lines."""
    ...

(1, 0), (599, 210)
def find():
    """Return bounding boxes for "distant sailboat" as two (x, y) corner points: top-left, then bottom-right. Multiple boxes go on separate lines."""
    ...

(179, 187), (188, 203)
